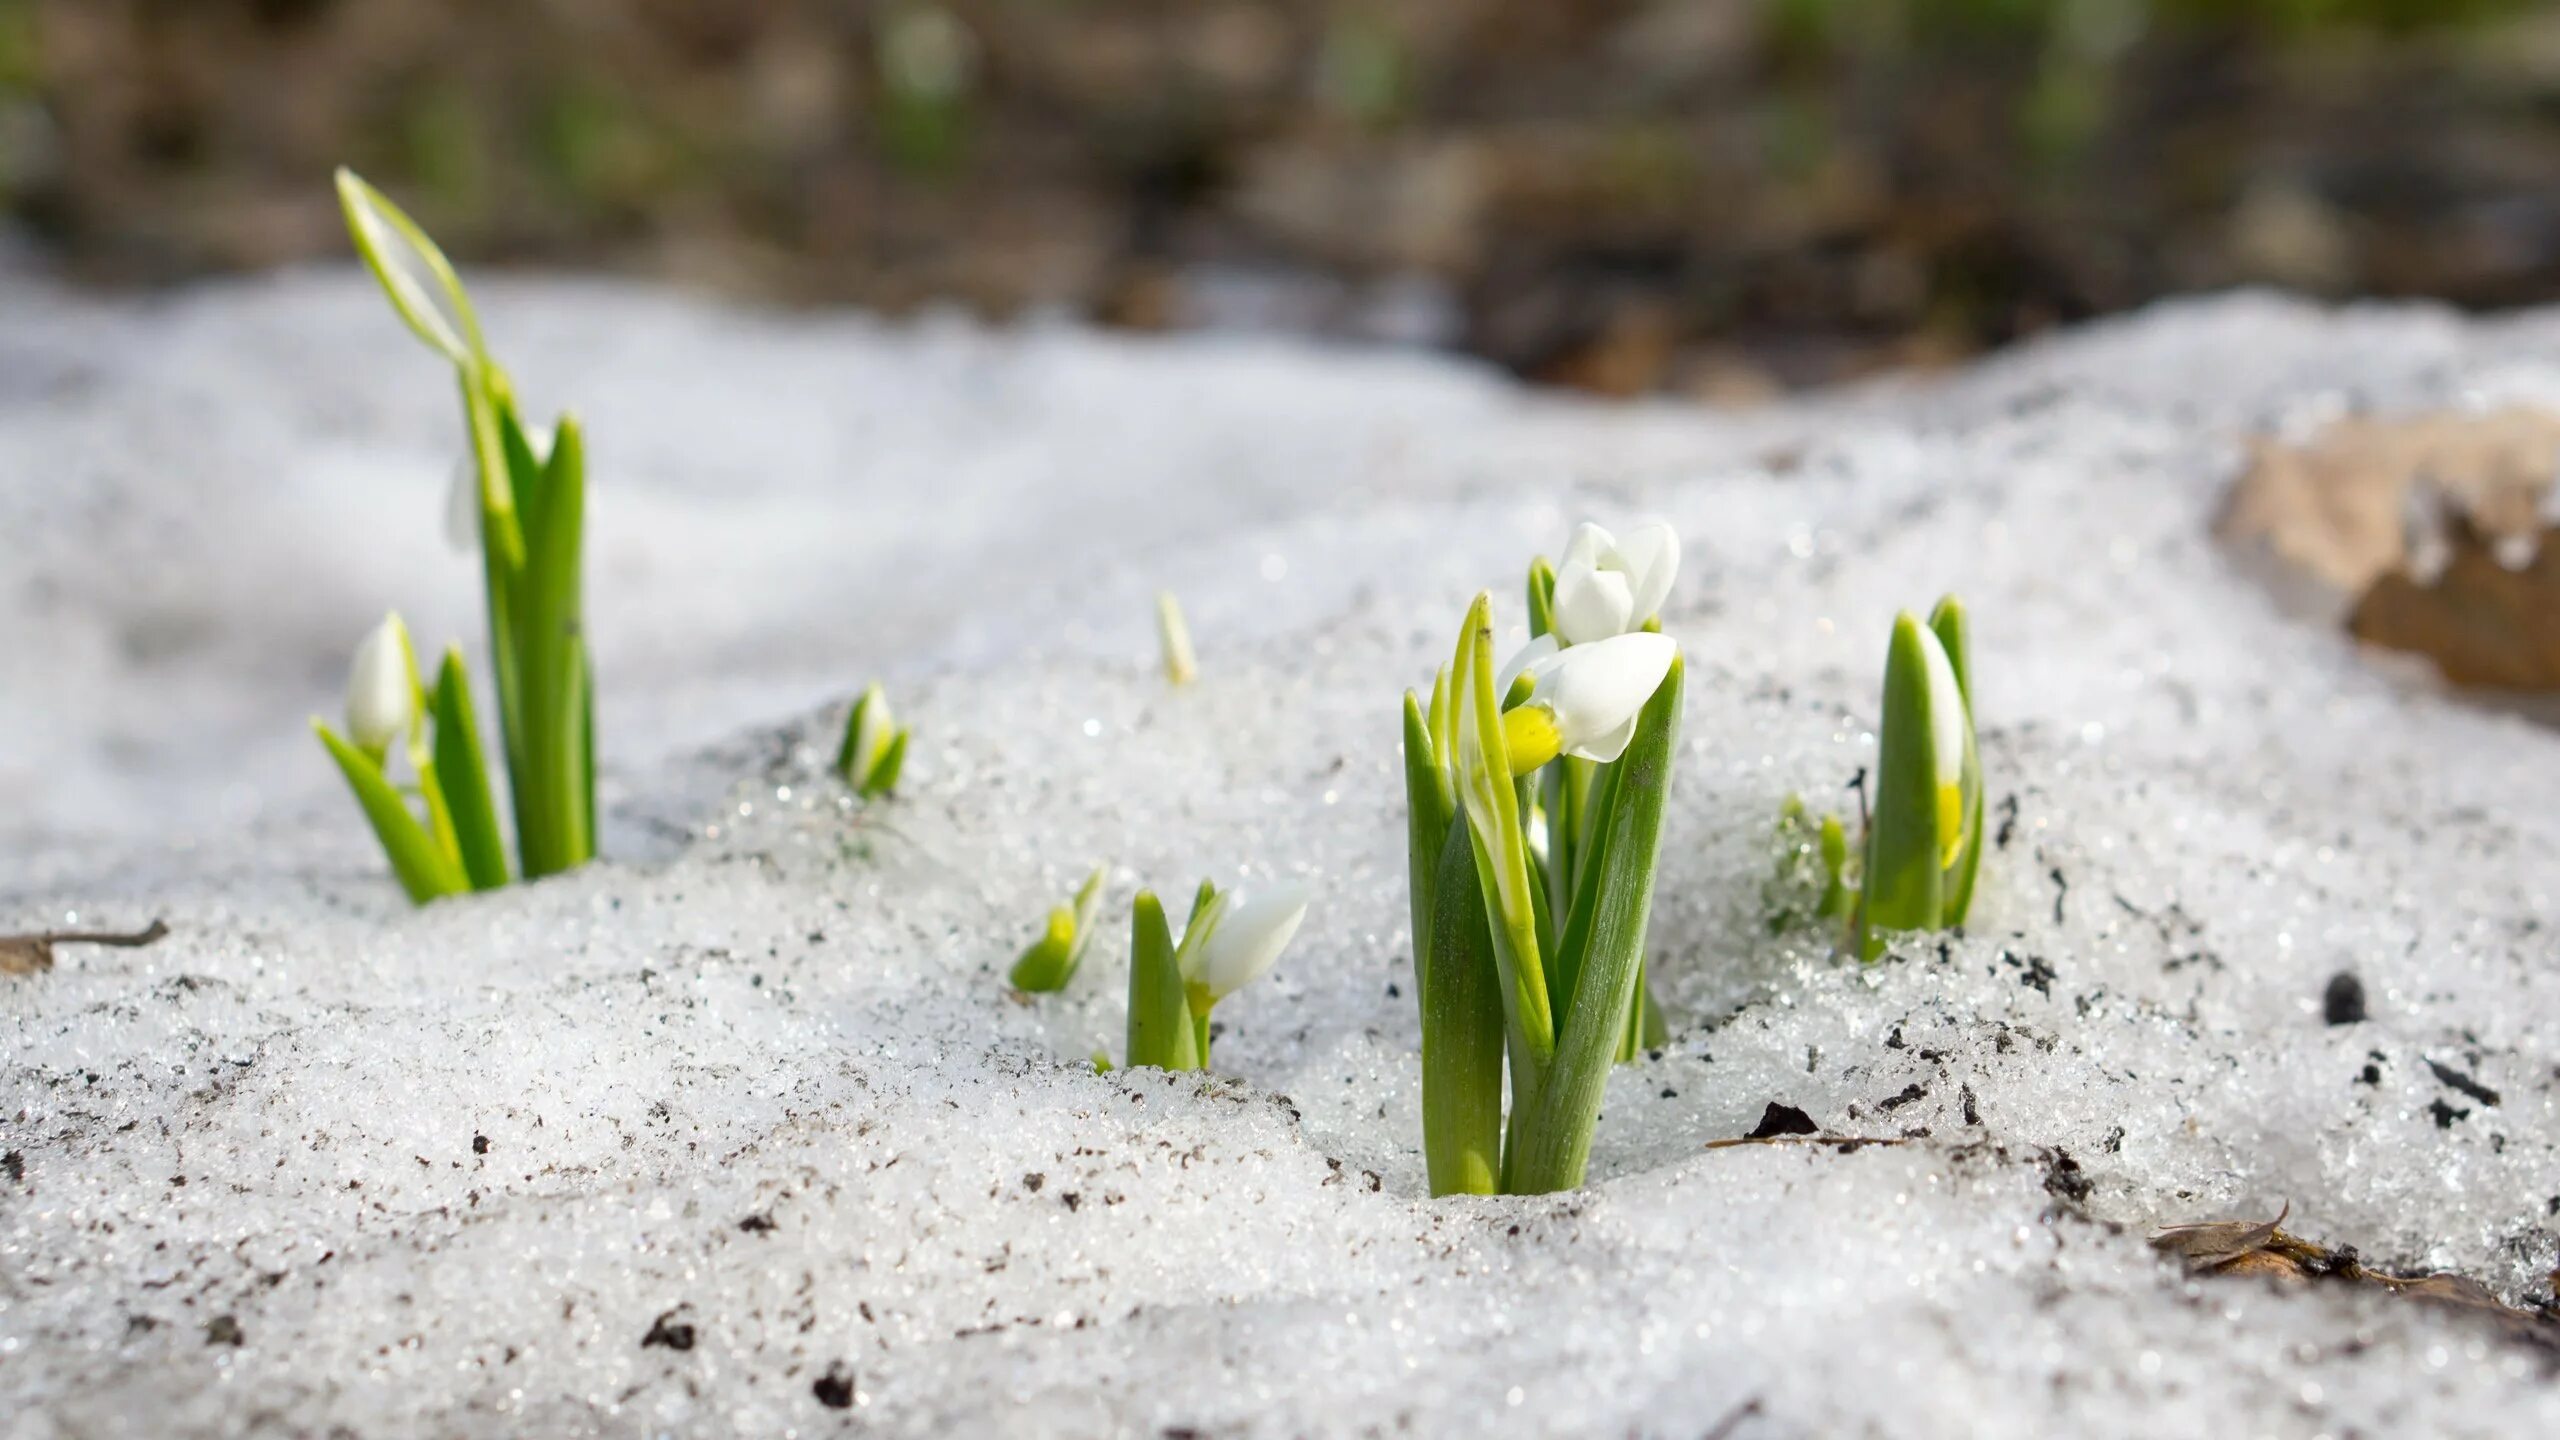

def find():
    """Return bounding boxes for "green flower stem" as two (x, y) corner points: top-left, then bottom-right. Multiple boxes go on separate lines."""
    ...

(1421, 814), (1505, 1196)
(1502, 654), (1682, 1195)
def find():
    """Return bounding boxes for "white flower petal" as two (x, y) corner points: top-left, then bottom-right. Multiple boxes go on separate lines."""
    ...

(1916, 626), (1968, 781)
(346, 614), (416, 752)
(853, 685), (896, 778)
(1535, 631), (1676, 757)
(1193, 884), (1310, 1000)
(1566, 714), (1640, 764)
(1615, 520), (1680, 625)
(1496, 635), (1559, 695)
(1562, 522), (1615, 571)
(1551, 564), (1634, 646)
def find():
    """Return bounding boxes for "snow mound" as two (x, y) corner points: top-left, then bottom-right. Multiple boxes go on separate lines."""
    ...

(5, 274), (2559, 1438)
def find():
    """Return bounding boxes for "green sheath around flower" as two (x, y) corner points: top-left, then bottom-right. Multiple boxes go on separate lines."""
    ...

(1776, 596), (1984, 958)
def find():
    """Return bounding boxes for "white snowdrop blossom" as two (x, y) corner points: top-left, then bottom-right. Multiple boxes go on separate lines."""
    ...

(1916, 625), (1974, 866)
(345, 613), (417, 754)
(1182, 884), (1310, 1003)
(1550, 521), (1679, 646)
(1499, 631), (1677, 770)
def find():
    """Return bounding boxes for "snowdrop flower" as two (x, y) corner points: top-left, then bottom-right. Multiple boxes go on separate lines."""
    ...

(1181, 884), (1310, 1005)
(1551, 521), (1679, 646)
(1498, 631), (1677, 771)
(1915, 624), (1974, 866)
(345, 613), (417, 755)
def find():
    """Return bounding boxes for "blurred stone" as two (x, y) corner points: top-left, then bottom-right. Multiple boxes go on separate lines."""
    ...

(2217, 408), (2560, 597)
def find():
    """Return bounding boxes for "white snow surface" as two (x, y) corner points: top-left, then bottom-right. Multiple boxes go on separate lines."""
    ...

(5, 270), (2560, 1438)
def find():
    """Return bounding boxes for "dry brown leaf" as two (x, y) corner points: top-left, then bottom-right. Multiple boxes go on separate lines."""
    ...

(2348, 516), (2560, 689)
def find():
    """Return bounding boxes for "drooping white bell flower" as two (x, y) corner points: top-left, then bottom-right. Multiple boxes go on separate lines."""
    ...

(336, 168), (485, 370)
(1551, 521), (1680, 646)
(1498, 631), (1677, 771)
(1181, 883), (1310, 1004)
(1914, 624), (1974, 867)
(346, 613), (418, 755)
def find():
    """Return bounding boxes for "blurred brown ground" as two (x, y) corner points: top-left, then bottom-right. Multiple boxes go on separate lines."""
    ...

(4, 0), (2559, 396)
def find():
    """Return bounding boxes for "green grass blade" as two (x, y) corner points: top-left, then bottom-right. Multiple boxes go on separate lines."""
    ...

(430, 649), (510, 890)
(315, 722), (468, 904)
(1124, 892), (1199, 1071)
(1422, 815), (1506, 1196)
(1503, 654), (1682, 1195)
(1862, 614), (1945, 951)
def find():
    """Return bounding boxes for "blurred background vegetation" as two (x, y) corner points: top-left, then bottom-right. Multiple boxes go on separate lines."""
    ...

(2, 0), (2557, 395)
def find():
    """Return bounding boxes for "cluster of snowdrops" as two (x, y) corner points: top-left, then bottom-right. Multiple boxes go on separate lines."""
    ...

(320, 172), (1985, 1198)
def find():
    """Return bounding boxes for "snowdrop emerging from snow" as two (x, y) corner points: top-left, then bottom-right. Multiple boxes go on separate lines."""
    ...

(1401, 524), (1686, 1197)
(345, 614), (418, 755)
(1549, 520), (1679, 646)
(1119, 879), (1310, 1071)
(313, 612), (509, 904)
(327, 168), (595, 896)
(1785, 598), (1985, 960)
(834, 683), (911, 800)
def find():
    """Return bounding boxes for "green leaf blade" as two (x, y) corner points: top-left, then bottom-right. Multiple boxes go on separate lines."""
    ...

(430, 649), (511, 891)
(1422, 815), (1507, 1196)
(1124, 892), (1199, 1071)
(316, 722), (468, 905)
(1862, 614), (1946, 951)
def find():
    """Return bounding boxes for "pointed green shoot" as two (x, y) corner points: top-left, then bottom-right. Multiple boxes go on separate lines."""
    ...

(430, 649), (510, 891)
(315, 722), (469, 904)
(1011, 866), (1108, 992)
(1124, 891), (1200, 1071)
(1504, 652), (1682, 1195)
(1157, 590), (1197, 686)
(336, 167), (486, 369)
(1861, 613), (1947, 953)
(1929, 595), (1985, 926)
(1011, 907), (1077, 992)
